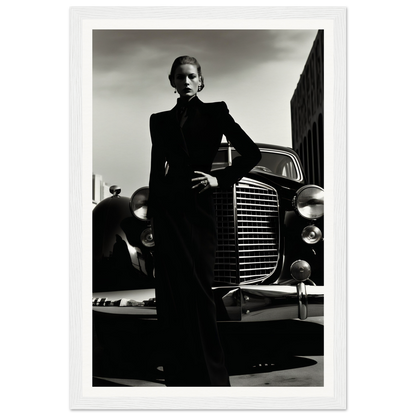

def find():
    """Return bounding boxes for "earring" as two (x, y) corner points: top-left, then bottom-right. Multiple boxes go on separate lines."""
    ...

(197, 85), (202, 92)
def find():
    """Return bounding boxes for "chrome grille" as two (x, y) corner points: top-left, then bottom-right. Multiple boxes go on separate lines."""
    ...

(213, 178), (279, 284)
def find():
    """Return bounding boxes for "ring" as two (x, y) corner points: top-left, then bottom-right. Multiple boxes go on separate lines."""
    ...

(202, 179), (208, 186)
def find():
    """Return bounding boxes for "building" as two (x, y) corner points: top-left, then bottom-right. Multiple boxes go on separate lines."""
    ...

(93, 173), (111, 207)
(290, 30), (324, 187)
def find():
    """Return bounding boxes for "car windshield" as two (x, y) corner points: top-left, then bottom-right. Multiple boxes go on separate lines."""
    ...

(212, 148), (301, 181)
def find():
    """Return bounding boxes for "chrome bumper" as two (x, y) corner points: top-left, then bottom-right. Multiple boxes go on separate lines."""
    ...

(92, 284), (324, 323)
(214, 284), (324, 322)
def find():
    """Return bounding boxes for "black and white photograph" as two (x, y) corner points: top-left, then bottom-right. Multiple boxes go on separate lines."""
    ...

(71, 6), (345, 410)
(92, 28), (325, 390)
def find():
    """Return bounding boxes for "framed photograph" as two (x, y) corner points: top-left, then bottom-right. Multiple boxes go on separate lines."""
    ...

(69, 6), (346, 410)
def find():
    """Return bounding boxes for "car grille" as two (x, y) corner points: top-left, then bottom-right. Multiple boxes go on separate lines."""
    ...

(213, 178), (279, 285)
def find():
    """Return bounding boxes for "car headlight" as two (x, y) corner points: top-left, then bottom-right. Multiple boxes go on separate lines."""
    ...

(290, 260), (311, 282)
(293, 185), (324, 219)
(301, 225), (323, 244)
(141, 227), (155, 248)
(130, 187), (149, 221)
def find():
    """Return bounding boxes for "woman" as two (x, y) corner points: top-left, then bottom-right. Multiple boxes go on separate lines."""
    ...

(147, 56), (261, 386)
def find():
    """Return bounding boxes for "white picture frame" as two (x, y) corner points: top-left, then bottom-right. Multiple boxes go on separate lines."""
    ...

(69, 6), (346, 410)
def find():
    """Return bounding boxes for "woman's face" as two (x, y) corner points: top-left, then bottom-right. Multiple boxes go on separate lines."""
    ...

(173, 64), (201, 99)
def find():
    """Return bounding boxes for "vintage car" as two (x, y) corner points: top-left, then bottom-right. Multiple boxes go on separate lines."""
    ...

(92, 142), (324, 323)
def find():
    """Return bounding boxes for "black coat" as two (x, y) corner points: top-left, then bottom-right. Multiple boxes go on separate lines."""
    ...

(148, 97), (261, 386)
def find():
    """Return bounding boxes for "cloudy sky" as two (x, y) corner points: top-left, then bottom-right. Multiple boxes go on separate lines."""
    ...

(93, 29), (318, 197)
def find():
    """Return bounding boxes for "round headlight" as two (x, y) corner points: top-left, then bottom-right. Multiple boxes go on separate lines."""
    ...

(301, 225), (323, 244)
(294, 185), (324, 219)
(130, 187), (149, 221)
(141, 227), (155, 248)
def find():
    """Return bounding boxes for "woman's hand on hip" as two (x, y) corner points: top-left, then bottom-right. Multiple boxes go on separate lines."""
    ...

(192, 171), (219, 193)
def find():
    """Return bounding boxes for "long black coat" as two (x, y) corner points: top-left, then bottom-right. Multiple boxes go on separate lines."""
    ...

(148, 97), (261, 386)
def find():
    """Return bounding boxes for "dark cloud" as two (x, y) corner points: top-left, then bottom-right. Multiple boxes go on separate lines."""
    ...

(93, 29), (317, 97)
(93, 30), (317, 72)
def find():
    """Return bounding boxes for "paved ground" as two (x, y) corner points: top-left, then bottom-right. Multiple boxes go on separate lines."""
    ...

(93, 316), (323, 388)
(94, 355), (323, 387)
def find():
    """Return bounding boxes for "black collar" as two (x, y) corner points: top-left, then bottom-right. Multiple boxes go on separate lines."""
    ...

(175, 95), (201, 110)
